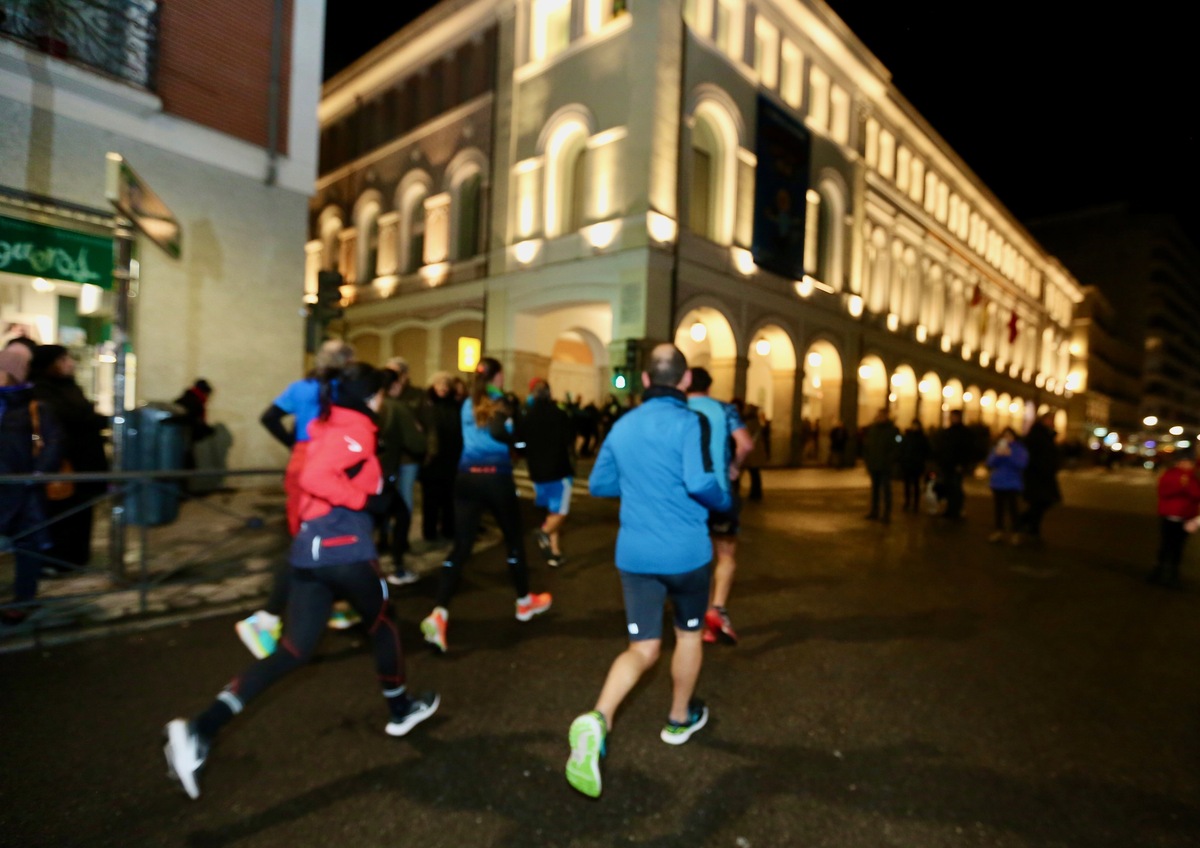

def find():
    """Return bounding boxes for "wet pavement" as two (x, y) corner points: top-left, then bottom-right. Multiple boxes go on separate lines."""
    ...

(2, 465), (1198, 847)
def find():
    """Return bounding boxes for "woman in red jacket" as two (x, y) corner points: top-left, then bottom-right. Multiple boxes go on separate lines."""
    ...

(162, 363), (439, 800)
(1147, 453), (1200, 589)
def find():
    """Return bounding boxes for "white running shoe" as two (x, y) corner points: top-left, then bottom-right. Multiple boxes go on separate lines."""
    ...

(163, 719), (208, 800)
(385, 691), (441, 737)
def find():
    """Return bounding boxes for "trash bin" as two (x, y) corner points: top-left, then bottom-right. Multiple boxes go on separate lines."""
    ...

(123, 402), (187, 526)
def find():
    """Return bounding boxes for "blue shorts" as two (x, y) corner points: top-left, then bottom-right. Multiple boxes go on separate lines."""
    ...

(618, 565), (711, 641)
(534, 477), (573, 515)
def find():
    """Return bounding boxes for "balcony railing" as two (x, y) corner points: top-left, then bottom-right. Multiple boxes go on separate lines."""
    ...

(0, 0), (159, 90)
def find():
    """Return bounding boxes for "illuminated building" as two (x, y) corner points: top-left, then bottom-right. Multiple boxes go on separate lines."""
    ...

(312, 0), (1083, 462)
(0, 0), (325, 469)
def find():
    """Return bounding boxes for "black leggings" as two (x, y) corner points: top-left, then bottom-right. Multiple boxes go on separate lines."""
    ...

(228, 562), (405, 709)
(434, 471), (529, 608)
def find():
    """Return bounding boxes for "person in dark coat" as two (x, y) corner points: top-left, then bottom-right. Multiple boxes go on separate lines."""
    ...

(934, 409), (975, 519)
(827, 420), (849, 468)
(898, 420), (931, 512)
(1017, 411), (1062, 542)
(863, 408), (901, 523)
(0, 346), (64, 624)
(30, 344), (109, 571)
(418, 372), (463, 543)
(518, 379), (576, 566)
(174, 379), (214, 471)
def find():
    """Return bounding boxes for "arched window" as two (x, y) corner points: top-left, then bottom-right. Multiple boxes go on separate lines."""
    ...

(397, 179), (431, 274)
(545, 123), (589, 237)
(455, 171), (482, 259)
(688, 97), (741, 245)
(353, 196), (382, 284)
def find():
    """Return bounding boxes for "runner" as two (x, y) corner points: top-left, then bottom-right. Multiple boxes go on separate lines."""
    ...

(519, 378), (575, 567)
(686, 367), (753, 645)
(163, 363), (438, 800)
(565, 344), (729, 798)
(418, 357), (552, 653)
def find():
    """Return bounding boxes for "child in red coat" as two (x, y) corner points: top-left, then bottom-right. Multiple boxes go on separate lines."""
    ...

(1147, 454), (1200, 588)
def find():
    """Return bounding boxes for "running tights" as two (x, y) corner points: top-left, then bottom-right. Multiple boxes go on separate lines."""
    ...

(434, 471), (529, 608)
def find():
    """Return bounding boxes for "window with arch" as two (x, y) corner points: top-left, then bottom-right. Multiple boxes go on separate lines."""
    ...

(545, 121), (590, 237)
(318, 209), (344, 273)
(355, 201), (381, 284)
(398, 183), (430, 274)
(454, 170), (483, 260)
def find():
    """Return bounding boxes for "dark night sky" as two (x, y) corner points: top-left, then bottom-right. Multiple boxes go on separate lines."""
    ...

(324, 1), (1198, 236)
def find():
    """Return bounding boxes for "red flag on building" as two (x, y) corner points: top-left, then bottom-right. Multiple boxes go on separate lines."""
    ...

(970, 283), (983, 307)
(1007, 310), (1019, 344)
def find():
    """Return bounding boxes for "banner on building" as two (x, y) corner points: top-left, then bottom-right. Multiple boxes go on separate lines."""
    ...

(0, 214), (114, 288)
(751, 94), (811, 281)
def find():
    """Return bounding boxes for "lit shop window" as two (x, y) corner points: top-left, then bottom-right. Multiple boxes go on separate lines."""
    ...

(532, 0), (571, 63)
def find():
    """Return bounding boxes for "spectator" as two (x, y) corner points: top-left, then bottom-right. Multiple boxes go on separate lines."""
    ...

(863, 408), (901, 524)
(933, 409), (974, 520)
(1017, 411), (1062, 542)
(1146, 452), (1200, 589)
(376, 367), (428, 586)
(742, 403), (770, 502)
(0, 345), (63, 625)
(827, 420), (848, 468)
(898, 420), (931, 512)
(29, 344), (109, 571)
(173, 379), (214, 472)
(419, 371), (462, 544)
(985, 427), (1029, 544)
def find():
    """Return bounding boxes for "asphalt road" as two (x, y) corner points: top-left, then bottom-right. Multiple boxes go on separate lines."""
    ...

(3, 469), (1198, 848)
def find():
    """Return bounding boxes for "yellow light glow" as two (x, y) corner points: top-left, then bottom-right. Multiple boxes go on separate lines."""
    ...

(941, 336), (952, 353)
(858, 364), (873, 380)
(458, 337), (481, 372)
(807, 351), (822, 367)
(1143, 415), (1159, 427)
(980, 395), (993, 407)
(979, 351), (990, 367)
(755, 339), (771, 356)
(963, 391), (974, 402)
(888, 392), (897, 402)
(585, 220), (619, 250)
(794, 277), (815, 298)
(732, 247), (757, 276)
(31, 276), (54, 293)
(847, 294), (864, 318)
(1035, 373), (1046, 388)
(690, 322), (707, 343)
(647, 211), (677, 243)
(514, 240), (541, 265)
(1170, 425), (1183, 435)
(1069, 341), (1083, 356)
(915, 324), (927, 342)
(812, 375), (822, 388)
(942, 385), (954, 398)
(886, 313), (899, 332)
(79, 283), (104, 315)
(918, 380), (930, 394)
(1009, 402), (1019, 413)
(961, 345), (972, 361)
(419, 263), (449, 287)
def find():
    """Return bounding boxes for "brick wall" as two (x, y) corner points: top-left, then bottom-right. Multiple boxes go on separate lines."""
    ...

(156, 0), (293, 154)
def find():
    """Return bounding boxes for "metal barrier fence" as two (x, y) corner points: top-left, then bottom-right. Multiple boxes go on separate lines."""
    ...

(0, 466), (286, 645)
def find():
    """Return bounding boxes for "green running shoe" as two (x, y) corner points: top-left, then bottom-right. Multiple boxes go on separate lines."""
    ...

(566, 711), (606, 798)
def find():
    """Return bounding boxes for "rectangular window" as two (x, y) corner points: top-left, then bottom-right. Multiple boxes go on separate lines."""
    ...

(532, 0), (571, 62)
(909, 158), (925, 204)
(753, 18), (779, 88)
(830, 85), (850, 144)
(864, 118), (879, 168)
(896, 147), (911, 192)
(878, 129), (895, 179)
(935, 181), (949, 223)
(690, 147), (712, 238)
(809, 65), (829, 132)
(780, 40), (802, 108)
(715, 0), (743, 62)
(804, 189), (820, 275)
(587, 0), (627, 33)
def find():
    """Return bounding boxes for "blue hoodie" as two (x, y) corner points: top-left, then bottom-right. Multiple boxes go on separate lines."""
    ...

(589, 387), (730, 574)
(986, 438), (1029, 492)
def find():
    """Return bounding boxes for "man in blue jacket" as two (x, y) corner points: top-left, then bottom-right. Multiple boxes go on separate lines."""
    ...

(565, 344), (729, 798)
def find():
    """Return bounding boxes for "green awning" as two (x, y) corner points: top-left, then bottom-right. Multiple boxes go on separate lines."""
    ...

(0, 214), (114, 289)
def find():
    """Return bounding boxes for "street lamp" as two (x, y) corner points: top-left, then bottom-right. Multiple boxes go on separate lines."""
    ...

(1143, 415), (1159, 427)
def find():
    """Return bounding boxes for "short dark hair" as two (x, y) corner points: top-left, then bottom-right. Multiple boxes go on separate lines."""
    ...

(646, 344), (687, 388)
(688, 366), (713, 393)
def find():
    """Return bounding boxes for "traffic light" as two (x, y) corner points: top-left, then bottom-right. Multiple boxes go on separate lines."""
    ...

(612, 369), (628, 390)
(306, 270), (344, 352)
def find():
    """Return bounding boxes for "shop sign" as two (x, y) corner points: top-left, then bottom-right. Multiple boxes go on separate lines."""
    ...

(105, 152), (182, 259)
(0, 214), (113, 288)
